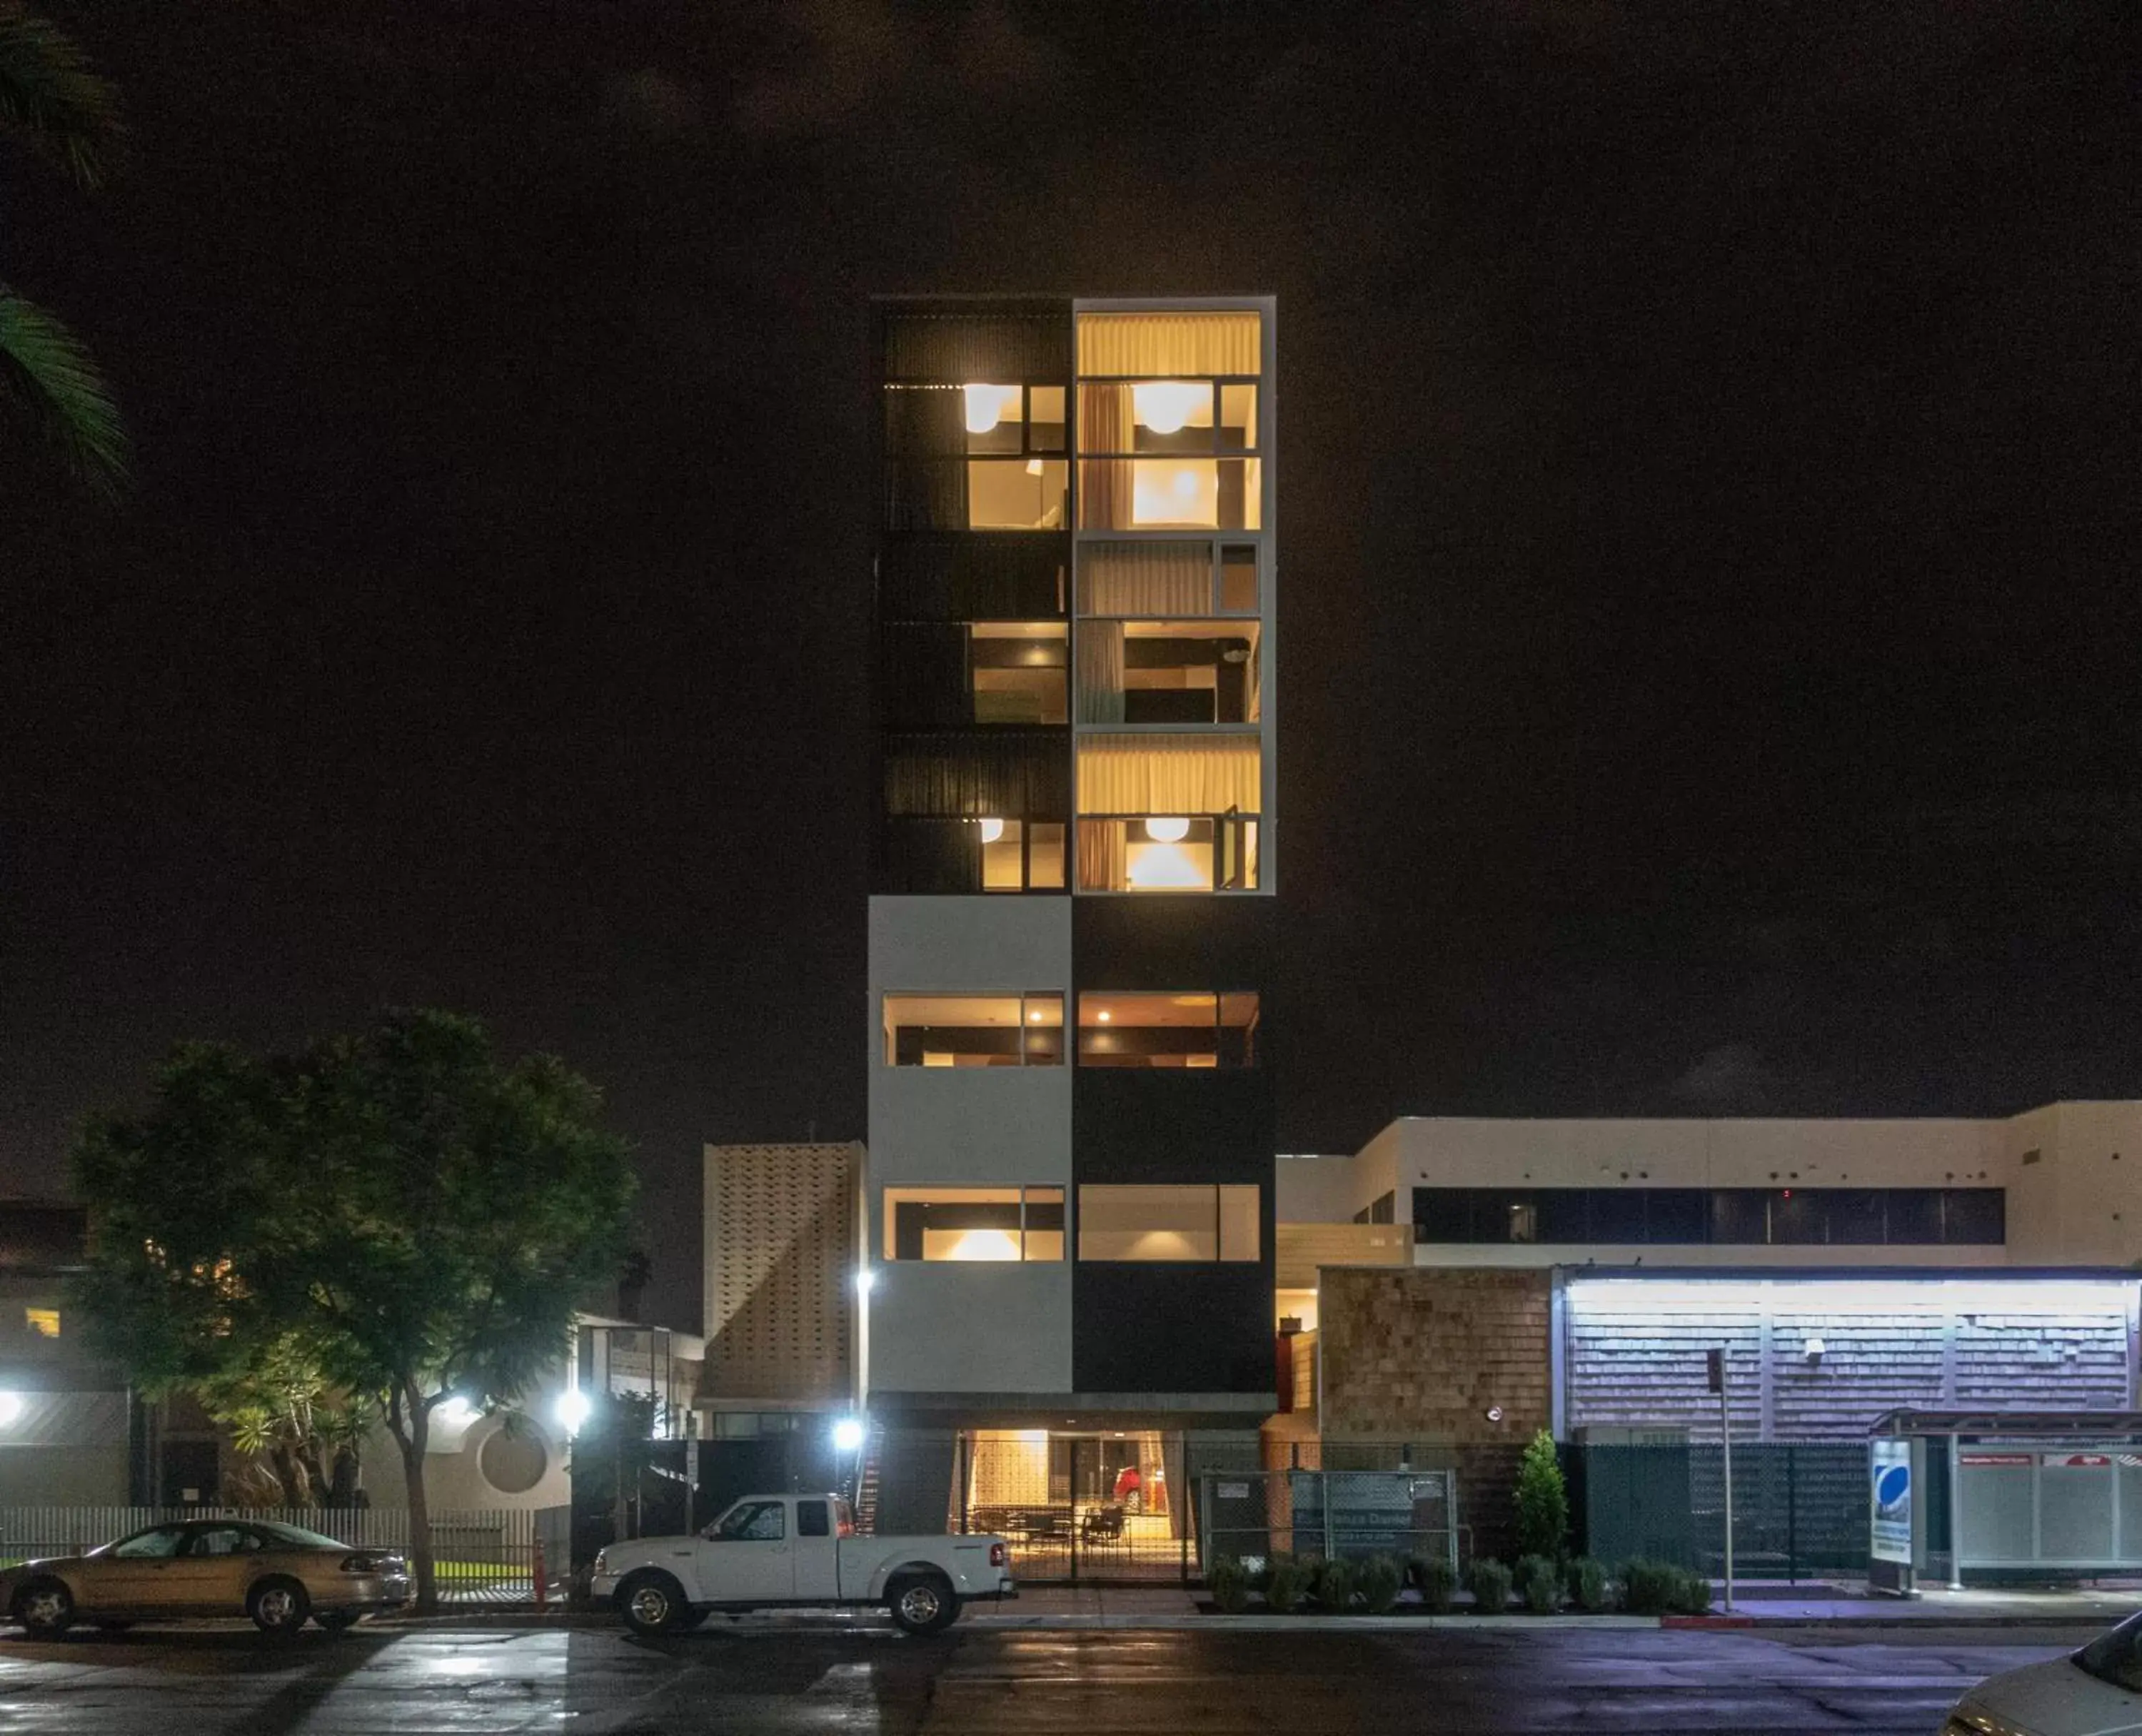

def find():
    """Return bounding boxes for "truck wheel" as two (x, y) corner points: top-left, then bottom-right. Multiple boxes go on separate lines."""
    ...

(888, 1572), (958, 1635)
(618, 1571), (690, 1637)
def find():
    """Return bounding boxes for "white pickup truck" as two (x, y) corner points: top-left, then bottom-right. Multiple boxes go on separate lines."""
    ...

(590, 1493), (1015, 1635)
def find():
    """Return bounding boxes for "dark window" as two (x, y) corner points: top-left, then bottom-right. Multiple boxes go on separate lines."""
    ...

(1645, 1191), (1709, 1243)
(1886, 1190), (1944, 1244)
(797, 1500), (830, 1538)
(1587, 1190), (1646, 1243)
(1769, 1190), (1828, 1245)
(1369, 1191), (1395, 1226)
(1828, 1190), (1887, 1244)
(1942, 1189), (2006, 1245)
(1404, 1184), (2003, 1248)
(1710, 1191), (1769, 1245)
(1412, 1189), (1480, 1243)
(1535, 1191), (1588, 1243)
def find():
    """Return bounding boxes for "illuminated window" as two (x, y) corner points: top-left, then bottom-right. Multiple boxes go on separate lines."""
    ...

(883, 383), (1070, 531)
(1075, 313), (1262, 533)
(23, 1308), (59, 1338)
(971, 623), (1067, 724)
(882, 993), (1062, 1066)
(978, 819), (1066, 892)
(1075, 621), (1259, 727)
(1077, 992), (1259, 1068)
(883, 1187), (1065, 1261)
(1077, 1185), (1260, 1261)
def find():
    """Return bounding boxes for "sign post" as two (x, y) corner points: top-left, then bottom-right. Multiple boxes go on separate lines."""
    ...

(1707, 1346), (1733, 1613)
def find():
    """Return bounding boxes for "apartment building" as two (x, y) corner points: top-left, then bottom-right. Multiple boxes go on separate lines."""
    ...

(864, 297), (1278, 1540)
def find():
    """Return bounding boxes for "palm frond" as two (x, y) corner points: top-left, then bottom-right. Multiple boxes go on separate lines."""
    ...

(0, 287), (129, 497)
(0, 2), (123, 189)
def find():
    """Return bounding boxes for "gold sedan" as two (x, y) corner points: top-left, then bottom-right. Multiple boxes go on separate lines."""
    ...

(1, 1518), (410, 1637)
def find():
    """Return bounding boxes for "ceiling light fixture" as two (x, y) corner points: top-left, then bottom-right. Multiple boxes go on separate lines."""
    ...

(963, 383), (1017, 435)
(1145, 816), (1190, 843)
(1134, 380), (1205, 435)
(977, 817), (1005, 844)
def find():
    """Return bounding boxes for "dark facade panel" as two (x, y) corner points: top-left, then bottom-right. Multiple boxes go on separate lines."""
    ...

(1070, 898), (1276, 997)
(1072, 1070), (1274, 1186)
(880, 730), (1070, 819)
(877, 623), (972, 730)
(875, 819), (982, 894)
(878, 535), (1068, 622)
(876, 306), (1073, 383)
(1072, 1263), (1274, 1396)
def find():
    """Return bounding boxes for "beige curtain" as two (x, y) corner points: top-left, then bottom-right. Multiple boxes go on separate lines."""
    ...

(1075, 621), (1126, 724)
(1077, 383), (1134, 529)
(1077, 313), (1262, 377)
(1077, 735), (1262, 814)
(1077, 542), (1210, 615)
(1077, 820), (1128, 892)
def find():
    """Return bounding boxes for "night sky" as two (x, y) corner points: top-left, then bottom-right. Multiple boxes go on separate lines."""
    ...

(6, 1), (2138, 1331)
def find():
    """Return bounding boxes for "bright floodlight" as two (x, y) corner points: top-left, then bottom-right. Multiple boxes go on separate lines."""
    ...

(832, 1416), (867, 1454)
(855, 1268), (875, 1295)
(434, 1396), (474, 1427)
(554, 1388), (591, 1435)
(0, 1392), (20, 1428)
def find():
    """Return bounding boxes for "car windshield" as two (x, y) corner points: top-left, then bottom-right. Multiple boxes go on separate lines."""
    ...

(2076, 1611), (2142, 1690)
(251, 1521), (353, 1551)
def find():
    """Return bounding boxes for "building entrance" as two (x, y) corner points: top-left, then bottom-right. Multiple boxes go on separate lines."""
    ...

(952, 1430), (1191, 1582)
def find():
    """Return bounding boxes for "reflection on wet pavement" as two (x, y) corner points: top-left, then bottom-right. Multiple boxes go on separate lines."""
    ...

(0, 1621), (2080, 1734)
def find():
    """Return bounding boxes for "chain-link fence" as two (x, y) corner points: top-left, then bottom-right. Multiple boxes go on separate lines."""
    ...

(1200, 1469), (1462, 1573)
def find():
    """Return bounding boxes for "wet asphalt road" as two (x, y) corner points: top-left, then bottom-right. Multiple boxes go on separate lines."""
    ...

(0, 1620), (2079, 1733)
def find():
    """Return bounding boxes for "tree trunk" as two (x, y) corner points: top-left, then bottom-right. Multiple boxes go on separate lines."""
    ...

(392, 1386), (438, 1613)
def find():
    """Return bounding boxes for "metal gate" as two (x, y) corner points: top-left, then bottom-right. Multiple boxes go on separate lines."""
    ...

(1198, 1470), (1459, 1570)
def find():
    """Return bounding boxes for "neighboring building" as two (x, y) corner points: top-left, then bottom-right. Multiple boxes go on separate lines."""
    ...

(0, 1203), (137, 1504)
(1278, 1107), (2142, 1563)
(865, 297), (1278, 1531)
(1285, 1102), (2142, 1268)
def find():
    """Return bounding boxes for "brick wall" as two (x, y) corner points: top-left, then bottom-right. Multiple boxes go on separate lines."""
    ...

(1317, 1267), (1552, 1559)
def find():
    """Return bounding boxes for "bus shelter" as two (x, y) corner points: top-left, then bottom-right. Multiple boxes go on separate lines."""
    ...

(1870, 1410), (2142, 1593)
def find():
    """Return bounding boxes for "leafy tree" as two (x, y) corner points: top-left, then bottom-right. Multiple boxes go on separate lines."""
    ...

(1513, 1428), (1570, 1563)
(0, 1), (128, 494)
(71, 1010), (638, 1610)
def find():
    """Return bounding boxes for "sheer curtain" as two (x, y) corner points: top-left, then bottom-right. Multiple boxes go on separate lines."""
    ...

(1077, 820), (1127, 892)
(1076, 542), (1209, 615)
(1077, 383), (1134, 529)
(1076, 313), (1262, 376)
(1075, 621), (1126, 724)
(1076, 735), (1262, 814)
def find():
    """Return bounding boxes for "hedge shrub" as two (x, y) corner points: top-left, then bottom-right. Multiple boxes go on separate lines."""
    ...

(1467, 1556), (1513, 1614)
(1516, 1554), (1561, 1614)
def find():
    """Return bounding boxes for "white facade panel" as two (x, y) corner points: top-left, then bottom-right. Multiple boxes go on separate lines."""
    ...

(866, 1262), (1073, 1396)
(868, 895), (1071, 994)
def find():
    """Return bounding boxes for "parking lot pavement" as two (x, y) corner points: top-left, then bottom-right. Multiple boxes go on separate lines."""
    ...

(0, 1620), (2089, 1734)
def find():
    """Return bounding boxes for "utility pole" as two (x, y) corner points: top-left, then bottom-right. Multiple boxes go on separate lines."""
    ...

(1708, 1346), (1734, 1613)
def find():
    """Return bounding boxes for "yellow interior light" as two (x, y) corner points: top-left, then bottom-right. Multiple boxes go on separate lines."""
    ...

(963, 383), (1017, 435)
(1134, 380), (1205, 435)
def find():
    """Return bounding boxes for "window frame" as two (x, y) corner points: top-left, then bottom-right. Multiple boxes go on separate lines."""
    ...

(1075, 1182), (1262, 1263)
(881, 1184), (1067, 1263)
(1075, 990), (1261, 1069)
(880, 991), (1065, 1067)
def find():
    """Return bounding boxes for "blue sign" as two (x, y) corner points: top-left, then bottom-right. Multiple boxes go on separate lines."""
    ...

(1870, 1442), (1912, 1565)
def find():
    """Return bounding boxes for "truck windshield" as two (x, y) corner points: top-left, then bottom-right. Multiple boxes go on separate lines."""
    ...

(2076, 1613), (2142, 1690)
